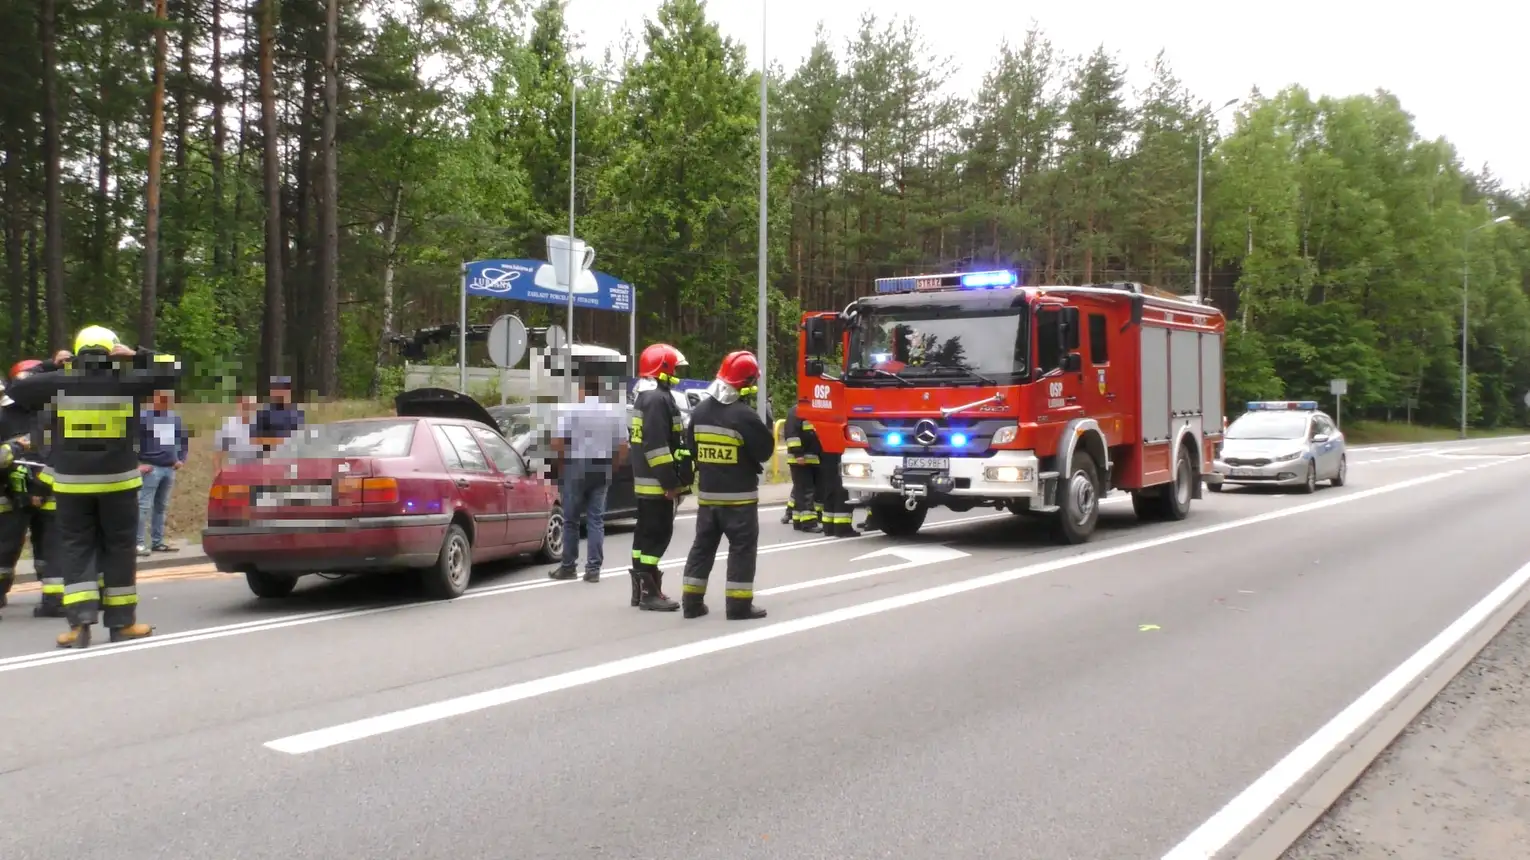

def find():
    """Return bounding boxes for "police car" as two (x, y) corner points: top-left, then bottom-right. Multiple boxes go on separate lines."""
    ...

(1208, 401), (1347, 494)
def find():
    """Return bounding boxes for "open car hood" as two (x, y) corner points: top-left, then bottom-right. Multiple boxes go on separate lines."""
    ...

(394, 387), (498, 430)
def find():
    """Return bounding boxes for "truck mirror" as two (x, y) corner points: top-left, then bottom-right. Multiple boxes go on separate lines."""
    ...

(804, 318), (829, 357)
(805, 358), (825, 378)
(1061, 352), (1082, 373)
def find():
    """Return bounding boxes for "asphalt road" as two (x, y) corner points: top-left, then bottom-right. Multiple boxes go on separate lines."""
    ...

(2, 437), (1528, 860)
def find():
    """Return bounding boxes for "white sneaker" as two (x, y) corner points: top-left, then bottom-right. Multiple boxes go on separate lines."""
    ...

(137, 545), (150, 558)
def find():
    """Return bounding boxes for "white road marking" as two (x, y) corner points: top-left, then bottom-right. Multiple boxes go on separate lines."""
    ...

(756, 545), (970, 597)
(262, 458), (1525, 755)
(1159, 554), (1530, 860)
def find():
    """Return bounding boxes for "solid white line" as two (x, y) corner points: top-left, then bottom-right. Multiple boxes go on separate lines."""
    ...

(1159, 554), (1530, 860)
(0, 509), (1019, 674)
(263, 461), (1515, 755)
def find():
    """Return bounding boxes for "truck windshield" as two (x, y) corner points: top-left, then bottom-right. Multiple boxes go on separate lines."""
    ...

(847, 305), (1028, 385)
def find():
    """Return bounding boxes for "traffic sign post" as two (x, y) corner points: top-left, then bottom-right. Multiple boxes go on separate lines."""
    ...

(487, 314), (528, 405)
(1330, 379), (1348, 429)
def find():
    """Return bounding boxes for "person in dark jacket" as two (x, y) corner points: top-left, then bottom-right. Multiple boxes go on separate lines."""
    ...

(782, 402), (821, 532)
(0, 359), (60, 618)
(627, 343), (689, 612)
(136, 388), (188, 556)
(6, 326), (182, 649)
(253, 376), (304, 452)
(679, 351), (776, 621)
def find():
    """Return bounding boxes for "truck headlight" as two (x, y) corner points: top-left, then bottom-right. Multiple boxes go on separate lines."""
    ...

(992, 426), (1017, 445)
(984, 465), (1033, 483)
(843, 462), (871, 479)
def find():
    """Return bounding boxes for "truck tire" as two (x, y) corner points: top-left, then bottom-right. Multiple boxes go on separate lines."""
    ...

(1053, 451), (1101, 545)
(1159, 448), (1194, 521)
(422, 523), (473, 600)
(873, 501), (928, 537)
(245, 569), (298, 599)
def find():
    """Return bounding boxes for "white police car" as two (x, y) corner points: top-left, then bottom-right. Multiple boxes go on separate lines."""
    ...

(1208, 401), (1347, 494)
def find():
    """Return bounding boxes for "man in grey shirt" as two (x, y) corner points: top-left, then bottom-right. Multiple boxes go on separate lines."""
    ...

(548, 372), (629, 583)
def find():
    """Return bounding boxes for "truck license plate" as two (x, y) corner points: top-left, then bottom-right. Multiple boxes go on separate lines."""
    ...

(903, 456), (950, 471)
(1230, 468), (1254, 478)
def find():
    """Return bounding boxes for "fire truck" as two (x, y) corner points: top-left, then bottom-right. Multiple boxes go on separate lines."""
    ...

(796, 270), (1226, 544)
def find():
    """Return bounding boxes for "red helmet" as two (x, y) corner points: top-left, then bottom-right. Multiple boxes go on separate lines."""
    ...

(9, 359), (41, 379)
(637, 343), (687, 382)
(716, 350), (761, 389)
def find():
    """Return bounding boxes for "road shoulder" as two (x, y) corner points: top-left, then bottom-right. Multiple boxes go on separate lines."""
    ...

(1282, 601), (1530, 859)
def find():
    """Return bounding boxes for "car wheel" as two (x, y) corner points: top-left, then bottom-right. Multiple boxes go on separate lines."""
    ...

(1300, 462), (1318, 494)
(1053, 451), (1101, 545)
(1331, 455), (1347, 487)
(245, 569), (298, 599)
(535, 503), (565, 564)
(422, 523), (473, 600)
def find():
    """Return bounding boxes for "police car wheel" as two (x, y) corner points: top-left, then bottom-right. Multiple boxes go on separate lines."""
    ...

(245, 569), (298, 599)
(423, 523), (473, 599)
(1331, 455), (1347, 487)
(1299, 464), (1318, 495)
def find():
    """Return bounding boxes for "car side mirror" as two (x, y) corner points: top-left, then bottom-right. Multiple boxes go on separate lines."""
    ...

(805, 358), (825, 378)
(1061, 353), (1082, 373)
(1312, 433), (1329, 444)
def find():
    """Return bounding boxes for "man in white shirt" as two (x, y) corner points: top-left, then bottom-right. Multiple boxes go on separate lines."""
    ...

(213, 395), (260, 472)
(548, 373), (629, 583)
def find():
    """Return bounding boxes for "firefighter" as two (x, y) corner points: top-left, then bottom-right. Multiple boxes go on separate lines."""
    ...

(679, 351), (776, 621)
(0, 359), (60, 618)
(6, 326), (181, 649)
(627, 343), (689, 612)
(782, 401), (820, 532)
(816, 443), (854, 538)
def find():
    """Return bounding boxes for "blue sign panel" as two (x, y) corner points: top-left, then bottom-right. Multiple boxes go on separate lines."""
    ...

(463, 258), (633, 313)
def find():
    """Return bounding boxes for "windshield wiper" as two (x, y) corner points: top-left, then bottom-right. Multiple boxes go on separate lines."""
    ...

(912, 364), (999, 385)
(847, 367), (913, 386)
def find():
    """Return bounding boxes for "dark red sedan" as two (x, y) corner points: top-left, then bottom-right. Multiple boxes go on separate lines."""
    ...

(203, 389), (563, 601)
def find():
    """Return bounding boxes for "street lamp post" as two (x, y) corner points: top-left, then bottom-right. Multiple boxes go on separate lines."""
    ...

(755, 2), (769, 420)
(1194, 98), (1239, 303)
(566, 72), (621, 399)
(1461, 214), (1512, 437)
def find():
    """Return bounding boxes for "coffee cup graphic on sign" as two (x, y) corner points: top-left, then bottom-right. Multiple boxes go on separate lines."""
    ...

(540, 235), (599, 294)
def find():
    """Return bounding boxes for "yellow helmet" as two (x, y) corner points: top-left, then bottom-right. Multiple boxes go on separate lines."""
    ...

(73, 325), (119, 355)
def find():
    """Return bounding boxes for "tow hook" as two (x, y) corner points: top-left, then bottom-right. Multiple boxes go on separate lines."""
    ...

(903, 496), (919, 511)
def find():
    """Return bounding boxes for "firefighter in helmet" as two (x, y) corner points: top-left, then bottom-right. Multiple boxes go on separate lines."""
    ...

(679, 350), (776, 620)
(0, 359), (59, 618)
(627, 343), (689, 612)
(781, 400), (821, 532)
(6, 325), (181, 648)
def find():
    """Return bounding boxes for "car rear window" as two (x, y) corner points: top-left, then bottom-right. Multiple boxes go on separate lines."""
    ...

(272, 420), (417, 459)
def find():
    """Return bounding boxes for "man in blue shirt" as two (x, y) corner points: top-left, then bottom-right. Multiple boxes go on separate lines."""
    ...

(137, 388), (188, 556)
(253, 376), (305, 450)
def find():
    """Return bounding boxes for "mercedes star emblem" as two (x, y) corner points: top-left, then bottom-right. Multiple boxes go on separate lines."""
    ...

(914, 419), (939, 446)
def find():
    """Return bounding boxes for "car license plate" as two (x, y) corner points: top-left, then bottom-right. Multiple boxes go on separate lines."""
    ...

(903, 456), (950, 471)
(256, 485), (332, 506)
(1230, 468), (1255, 478)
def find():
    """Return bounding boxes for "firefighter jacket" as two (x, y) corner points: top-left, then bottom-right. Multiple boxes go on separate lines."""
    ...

(686, 395), (776, 506)
(0, 402), (50, 510)
(783, 405), (821, 465)
(6, 349), (181, 495)
(630, 385), (690, 497)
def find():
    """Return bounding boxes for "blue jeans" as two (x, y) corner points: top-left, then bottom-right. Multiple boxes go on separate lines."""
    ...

(138, 465), (175, 547)
(560, 460), (610, 572)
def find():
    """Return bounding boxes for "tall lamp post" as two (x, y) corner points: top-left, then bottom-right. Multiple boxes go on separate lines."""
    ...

(755, 1), (769, 420)
(1461, 214), (1512, 437)
(567, 72), (621, 399)
(1194, 98), (1239, 303)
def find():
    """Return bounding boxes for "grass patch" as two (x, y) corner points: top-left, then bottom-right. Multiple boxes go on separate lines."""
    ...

(1342, 420), (1529, 445)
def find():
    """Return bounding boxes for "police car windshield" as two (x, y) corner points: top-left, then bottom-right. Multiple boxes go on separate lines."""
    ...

(271, 420), (417, 458)
(847, 305), (1027, 385)
(1226, 412), (1308, 440)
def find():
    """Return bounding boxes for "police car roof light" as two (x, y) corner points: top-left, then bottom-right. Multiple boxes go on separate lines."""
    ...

(873, 269), (1019, 294)
(1245, 400), (1319, 411)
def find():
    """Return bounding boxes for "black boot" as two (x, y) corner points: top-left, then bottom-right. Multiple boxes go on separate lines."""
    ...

(546, 565), (577, 580)
(725, 596), (767, 620)
(780, 509), (793, 525)
(654, 570), (672, 601)
(682, 592), (709, 619)
(629, 571), (642, 607)
(638, 572), (679, 612)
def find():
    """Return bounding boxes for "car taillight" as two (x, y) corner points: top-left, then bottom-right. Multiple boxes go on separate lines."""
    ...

(337, 476), (399, 505)
(210, 484), (250, 505)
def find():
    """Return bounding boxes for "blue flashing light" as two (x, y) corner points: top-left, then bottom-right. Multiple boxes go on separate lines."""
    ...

(886, 432), (903, 446)
(1245, 400), (1320, 412)
(960, 270), (1018, 289)
(950, 432), (969, 447)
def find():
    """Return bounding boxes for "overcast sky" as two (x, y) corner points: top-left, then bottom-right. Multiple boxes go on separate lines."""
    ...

(564, 0), (1527, 192)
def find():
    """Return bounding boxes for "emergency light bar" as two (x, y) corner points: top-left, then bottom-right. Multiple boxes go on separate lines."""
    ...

(873, 269), (1019, 294)
(1245, 401), (1319, 411)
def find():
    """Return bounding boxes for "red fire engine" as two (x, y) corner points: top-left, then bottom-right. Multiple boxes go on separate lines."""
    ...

(796, 270), (1226, 544)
